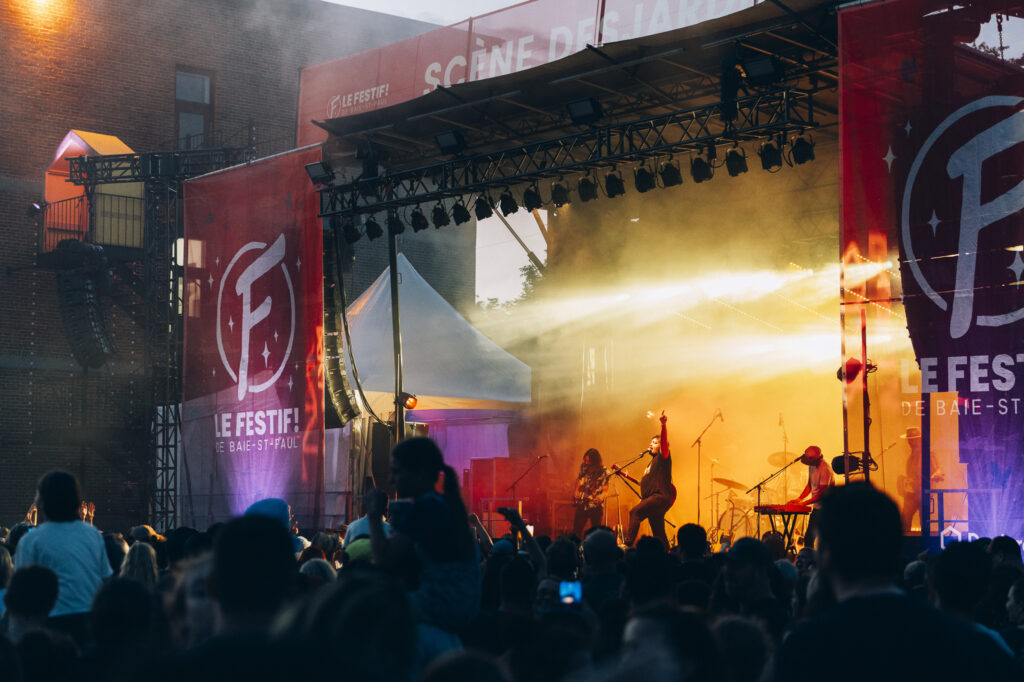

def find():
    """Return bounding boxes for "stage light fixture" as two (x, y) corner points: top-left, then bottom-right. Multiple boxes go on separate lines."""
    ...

(452, 201), (472, 225)
(605, 172), (626, 198)
(364, 216), (383, 241)
(741, 55), (783, 87)
(758, 141), (783, 171)
(634, 166), (656, 193)
(725, 147), (748, 177)
(435, 129), (466, 155)
(567, 98), (603, 126)
(304, 161), (334, 185)
(523, 184), (543, 212)
(578, 176), (598, 202)
(659, 161), (683, 187)
(791, 136), (815, 165)
(431, 204), (451, 228)
(690, 156), (713, 183)
(26, 202), (44, 217)
(410, 208), (429, 232)
(399, 392), (418, 410)
(551, 182), (570, 207)
(474, 195), (494, 220)
(386, 212), (405, 235)
(343, 221), (362, 244)
(499, 189), (519, 216)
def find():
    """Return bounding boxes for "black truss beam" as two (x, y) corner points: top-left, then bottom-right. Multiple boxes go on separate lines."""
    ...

(321, 89), (816, 217)
(68, 148), (254, 186)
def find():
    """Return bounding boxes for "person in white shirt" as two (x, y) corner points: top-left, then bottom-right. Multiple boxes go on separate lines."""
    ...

(13, 470), (112, 639)
(788, 446), (834, 548)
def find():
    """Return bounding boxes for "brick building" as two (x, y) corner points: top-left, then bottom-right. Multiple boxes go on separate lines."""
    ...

(0, 0), (477, 529)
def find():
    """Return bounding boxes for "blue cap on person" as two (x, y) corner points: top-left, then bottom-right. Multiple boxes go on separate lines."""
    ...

(244, 498), (302, 552)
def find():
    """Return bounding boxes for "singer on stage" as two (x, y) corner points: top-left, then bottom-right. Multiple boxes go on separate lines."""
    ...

(624, 412), (674, 549)
(572, 448), (608, 538)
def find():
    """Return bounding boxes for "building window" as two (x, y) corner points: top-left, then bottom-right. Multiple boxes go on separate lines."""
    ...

(175, 70), (214, 150)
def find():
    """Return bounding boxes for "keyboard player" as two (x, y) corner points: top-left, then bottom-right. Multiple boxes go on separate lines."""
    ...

(787, 445), (834, 548)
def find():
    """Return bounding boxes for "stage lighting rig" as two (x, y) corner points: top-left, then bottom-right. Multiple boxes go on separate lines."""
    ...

(386, 212), (405, 236)
(400, 392), (418, 410)
(725, 146), (748, 177)
(523, 184), (543, 212)
(790, 135), (815, 165)
(690, 155), (713, 183)
(452, 201), (472, 225)
(474, 195), (494, 220)
(634, 166), (656, 193)
(410, 208), (429, 232)
(567, 97), (603, 126)
(578, 176), (599, 202)
(435, 129), (466, 155)
(605, 171), (626, 198)
(758, 140), (783, 171)
(304, 161), (334, 185)
(364, 216), (383, 241)
(659, 161), (683, 187)
(499, 189), (519, 216)
(431, 203), (451, 228)
(551, 181), (570, 207)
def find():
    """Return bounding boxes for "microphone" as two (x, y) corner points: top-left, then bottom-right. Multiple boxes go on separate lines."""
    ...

(793, 455), (803, 463)
(640, 448), (652, 456)
(717, 409), (724, 423)
(537, 454), (548, 460)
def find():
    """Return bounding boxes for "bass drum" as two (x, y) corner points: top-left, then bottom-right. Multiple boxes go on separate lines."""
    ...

(717, 505), (754, 543)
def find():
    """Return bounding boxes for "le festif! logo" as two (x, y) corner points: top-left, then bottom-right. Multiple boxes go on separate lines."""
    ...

(216, 234), (296, 401)
(902, 96), (1024, 339)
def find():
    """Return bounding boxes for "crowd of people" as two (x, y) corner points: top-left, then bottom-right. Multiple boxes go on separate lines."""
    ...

(1, 437), (1023, 681)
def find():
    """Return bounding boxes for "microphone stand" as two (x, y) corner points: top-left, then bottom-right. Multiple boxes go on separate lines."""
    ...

(747, 457), (803, 537)
(690, 411), (722, 526)
(506, 455), (546, 517)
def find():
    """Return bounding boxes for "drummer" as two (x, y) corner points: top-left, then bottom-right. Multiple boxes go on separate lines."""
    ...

(787, 445), (834, 548)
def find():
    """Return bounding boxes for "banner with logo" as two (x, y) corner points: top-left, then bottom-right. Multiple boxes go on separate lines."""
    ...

(181, 146), (325, 529)
(840, 0), (1024, 541)
(297, 0), (765, 145)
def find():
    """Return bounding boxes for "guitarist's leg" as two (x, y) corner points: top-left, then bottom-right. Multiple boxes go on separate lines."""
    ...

(648, 495), (671, 551)
(573, 504), (589, 538)
(586, 506), (603, 535)
(624, 494), (666, 547)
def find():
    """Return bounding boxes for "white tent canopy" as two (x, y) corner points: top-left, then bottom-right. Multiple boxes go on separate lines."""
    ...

(345, 253), (531, 414)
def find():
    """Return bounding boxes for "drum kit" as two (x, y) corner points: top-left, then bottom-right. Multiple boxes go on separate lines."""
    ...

(707, 452), (805, 549)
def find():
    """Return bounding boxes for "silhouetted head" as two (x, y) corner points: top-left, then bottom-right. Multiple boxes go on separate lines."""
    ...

(390, 437), (444, 498)
(36, 471), (80, 522)
(817, 483), (902, 588)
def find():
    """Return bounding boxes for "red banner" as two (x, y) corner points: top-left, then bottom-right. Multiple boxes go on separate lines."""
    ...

(296, 0), (761, 145)
(841, 0), (1024, 540)
(181, 146), (325, 529)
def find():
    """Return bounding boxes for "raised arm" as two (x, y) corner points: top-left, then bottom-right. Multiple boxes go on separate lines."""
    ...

(660, 411), (670, 459)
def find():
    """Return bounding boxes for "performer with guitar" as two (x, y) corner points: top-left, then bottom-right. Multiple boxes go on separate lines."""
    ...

(623, 411), (674, 550)
(572, 448), (609, 537)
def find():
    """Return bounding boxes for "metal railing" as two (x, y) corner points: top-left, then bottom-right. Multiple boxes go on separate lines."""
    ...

(39, 193), (145, 255)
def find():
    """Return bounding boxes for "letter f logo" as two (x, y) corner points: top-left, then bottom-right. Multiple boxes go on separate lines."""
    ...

(234, 234), (285, 400)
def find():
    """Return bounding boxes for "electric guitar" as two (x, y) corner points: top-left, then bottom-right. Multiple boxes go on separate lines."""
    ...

(609, 464), (677, 503)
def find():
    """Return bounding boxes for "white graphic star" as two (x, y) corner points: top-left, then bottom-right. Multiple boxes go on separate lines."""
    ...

(296, 257), (302, 270)
(928, 211), (940, 236)
(212, 369), (216, 376)
(1010, 252), (1024, 282)
(274, 330), (279, 343)
(262, 342), (271, 368)
(883, 146), (896, 172)
(215, 256), (220, 266)
(228, 316), (234, 332)
(208, 273), (214, 287)
(288, 376), (294, 391)
(904, 120), (912, 135)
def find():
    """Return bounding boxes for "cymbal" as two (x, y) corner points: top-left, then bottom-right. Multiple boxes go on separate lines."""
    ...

(712, 477), (747, 491)
(767, 451), (795, 467)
